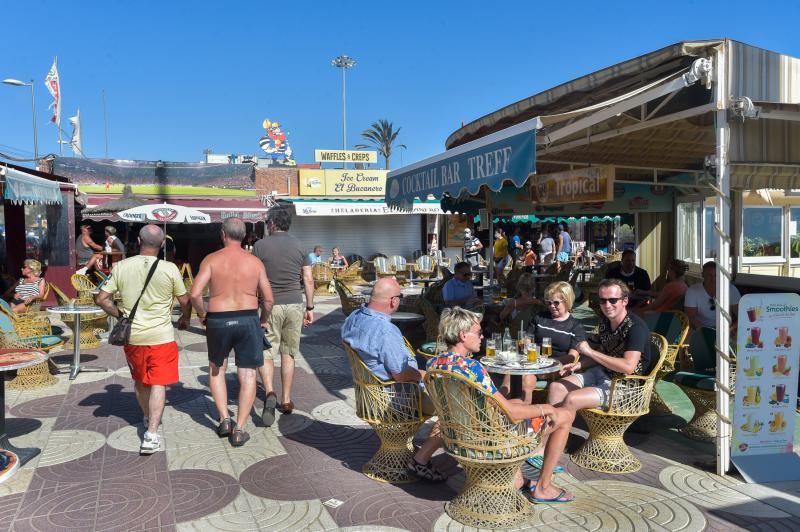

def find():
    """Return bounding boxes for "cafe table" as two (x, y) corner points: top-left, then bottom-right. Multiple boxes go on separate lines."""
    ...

(480, 353), (563, 377)
(0, 349), (48, 468)
(391, 312), (425, 325)
(47, 304), (108, 380)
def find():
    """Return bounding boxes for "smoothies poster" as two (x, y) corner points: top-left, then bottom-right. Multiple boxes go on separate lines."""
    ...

(732, 293), (800, 457)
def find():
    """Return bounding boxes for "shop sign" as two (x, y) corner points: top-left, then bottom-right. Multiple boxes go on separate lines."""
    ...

(314, 149), (378, 164)
(532, 166), (614, 205)
(732, 293), (800, 482)
(293, 201), (443, 216)
(299, 169), (387, 196)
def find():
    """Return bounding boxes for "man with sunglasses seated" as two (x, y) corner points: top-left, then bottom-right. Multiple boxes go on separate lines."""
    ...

(341, 277), (447, 482)
(546, 279), (653, 412)
(442, 261), (481, 308)
(685, 260), (740, 330)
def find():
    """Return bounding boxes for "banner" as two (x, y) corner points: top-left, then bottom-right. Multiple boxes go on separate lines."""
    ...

(732, 293), (800, 482)
(532, 166), (614, 205)
(298, 169), (387, 196)
(44, 57), (61, 126)
(292, 200), (442, 216)
(315, 149), (378, 164)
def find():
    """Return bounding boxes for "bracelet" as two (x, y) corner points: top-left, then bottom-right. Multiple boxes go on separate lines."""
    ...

(306, 306), (314, 311)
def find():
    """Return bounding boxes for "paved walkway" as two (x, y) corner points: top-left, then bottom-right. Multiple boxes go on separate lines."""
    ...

(2, 297), (800, 531)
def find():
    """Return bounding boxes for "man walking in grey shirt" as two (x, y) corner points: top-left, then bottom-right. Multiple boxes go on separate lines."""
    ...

(253, 207), (315, 426)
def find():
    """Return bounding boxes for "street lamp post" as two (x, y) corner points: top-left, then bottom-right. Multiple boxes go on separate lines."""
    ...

(331, 55), (356, 168)
(2, 78), (38, 160)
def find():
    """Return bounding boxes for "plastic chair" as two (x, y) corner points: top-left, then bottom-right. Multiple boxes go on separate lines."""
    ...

(343, 342), (427, 483)
(643, 310), (690, 414)
(425, 367), (541, 529)
(570, 333), (668, 473)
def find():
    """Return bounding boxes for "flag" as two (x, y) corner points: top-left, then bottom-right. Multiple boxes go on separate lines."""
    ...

(69, 108), (82, 156)
(44, 57), (61, 127)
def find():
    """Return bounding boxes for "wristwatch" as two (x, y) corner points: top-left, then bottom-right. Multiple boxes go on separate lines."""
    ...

(306, 306), (314, 311)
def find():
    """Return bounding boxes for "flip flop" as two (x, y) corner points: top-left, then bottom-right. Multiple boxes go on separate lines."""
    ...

(531, 488), (574, 504)
(526, 455), (565, 473)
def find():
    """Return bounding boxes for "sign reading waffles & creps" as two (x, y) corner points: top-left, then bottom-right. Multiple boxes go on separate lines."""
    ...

(531, 166), (614, 205)
(314, 149), (378, 164)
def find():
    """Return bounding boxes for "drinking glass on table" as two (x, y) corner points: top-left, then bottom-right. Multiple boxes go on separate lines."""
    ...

(527, 341), (539, 363)
(541, 337), (552, 359)
(485, 335), (497, 358)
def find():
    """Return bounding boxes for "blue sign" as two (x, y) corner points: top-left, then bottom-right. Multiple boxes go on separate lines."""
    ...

(385, 130), (536, 208)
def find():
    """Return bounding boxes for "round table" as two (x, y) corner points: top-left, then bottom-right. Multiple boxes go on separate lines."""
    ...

(480, 355), (562, 376)
(47, 305), (108, 380)
(0, 349), (48, 469)
(360, 286), (423, 297)
(390, 312), (424, 325)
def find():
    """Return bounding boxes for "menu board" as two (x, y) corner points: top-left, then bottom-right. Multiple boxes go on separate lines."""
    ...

(732, 293), (800, 458)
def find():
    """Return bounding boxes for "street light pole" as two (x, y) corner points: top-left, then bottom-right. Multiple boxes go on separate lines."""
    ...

(331, 55), (356, 169)
(2, 78), (38, 160)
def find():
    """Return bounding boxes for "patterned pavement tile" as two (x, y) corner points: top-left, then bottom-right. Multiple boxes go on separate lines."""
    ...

(0, 493), (23, 527)
(97, 472), (173, 503)
(246, 494), (338, 531)
(169, 469), (240, 522)
(0, 468), (35, 498)
(36, 430), (106, 468)
(16, 479), (100, 520)
(94, 496), (176, 531)
(8, 395), (67, 419)
(101, 447), (169, 479)
(11, 509), (98, 531)
(239, 457), (317, 501)
(167, 441), (238, 477)
(311, 399), (369, 427)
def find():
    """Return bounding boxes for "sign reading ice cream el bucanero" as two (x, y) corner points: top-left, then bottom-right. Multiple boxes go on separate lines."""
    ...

(315, 149), (378, 164)
(299, 169), (387, 196)
(532, 166), (614, 205)
(385, 126), (536, 209)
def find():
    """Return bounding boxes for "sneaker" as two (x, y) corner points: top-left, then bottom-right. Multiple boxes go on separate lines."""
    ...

(140, 431), (161, 455)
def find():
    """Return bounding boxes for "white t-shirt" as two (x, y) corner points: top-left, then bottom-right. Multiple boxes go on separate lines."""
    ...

(684, 282), (741, 328)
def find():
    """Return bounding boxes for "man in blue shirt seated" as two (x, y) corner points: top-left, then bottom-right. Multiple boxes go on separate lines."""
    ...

(307, 245), (323, 265)
(341, 277), (447, 481)
(442, 261), (481, 307)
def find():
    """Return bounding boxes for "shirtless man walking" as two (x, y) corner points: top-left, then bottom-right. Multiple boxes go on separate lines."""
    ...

(191, 218), (274, 447)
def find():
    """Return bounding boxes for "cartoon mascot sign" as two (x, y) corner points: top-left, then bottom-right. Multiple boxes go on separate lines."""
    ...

(259, 119), (296, 166)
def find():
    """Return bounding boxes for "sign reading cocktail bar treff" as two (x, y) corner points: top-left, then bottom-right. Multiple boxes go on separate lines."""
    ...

(532, 166), (614, 205)
(385, 130), (536, 208)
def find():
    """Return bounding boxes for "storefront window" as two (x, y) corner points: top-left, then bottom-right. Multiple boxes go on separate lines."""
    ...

(704, 206), (718, 260)
(24, 204), (49, 263)
(677, 201), (702, 263)
(791, 207), (800, 259)
(743, 207), (782, 258)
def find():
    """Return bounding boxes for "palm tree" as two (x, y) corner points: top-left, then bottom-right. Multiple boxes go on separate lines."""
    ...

(354, 119), (406, 170)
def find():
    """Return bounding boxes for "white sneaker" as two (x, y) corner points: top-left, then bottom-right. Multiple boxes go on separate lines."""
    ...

(76, 267), (88, 275)
(140, 431), (161, 455)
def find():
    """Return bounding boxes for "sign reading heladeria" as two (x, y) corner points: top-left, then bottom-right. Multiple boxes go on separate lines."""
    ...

(532, 166), (614, 205)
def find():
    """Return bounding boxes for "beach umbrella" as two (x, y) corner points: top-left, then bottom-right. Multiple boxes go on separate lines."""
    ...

(118, 203), (211, 258)
(81, 185), (148, 217)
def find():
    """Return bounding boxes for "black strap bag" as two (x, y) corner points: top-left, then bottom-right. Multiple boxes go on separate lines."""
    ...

(109, 258), (160, 346)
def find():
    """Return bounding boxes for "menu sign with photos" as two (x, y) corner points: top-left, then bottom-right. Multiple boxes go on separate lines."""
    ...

(732, 293), (800, 482)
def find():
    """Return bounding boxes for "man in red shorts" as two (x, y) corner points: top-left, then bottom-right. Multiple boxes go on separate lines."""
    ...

(97, 224), (191, 454)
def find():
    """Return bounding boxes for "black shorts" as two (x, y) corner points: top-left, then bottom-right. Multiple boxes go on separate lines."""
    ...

(206, 309), (264, 369)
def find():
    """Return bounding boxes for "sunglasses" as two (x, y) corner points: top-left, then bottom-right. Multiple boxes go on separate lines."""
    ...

(544, 300), (563, 307)
(709, 297), (716, 311)
(599, 297), (623, 305)
(391, 293), (404, 301)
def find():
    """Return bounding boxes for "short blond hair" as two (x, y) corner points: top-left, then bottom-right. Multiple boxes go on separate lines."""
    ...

(24, 259), (42, 277)
(439, 307), (483, 347)
(543, 281), (575, 311)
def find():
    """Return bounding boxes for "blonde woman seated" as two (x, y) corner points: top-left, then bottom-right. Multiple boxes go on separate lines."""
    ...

(428, 307), (575, 503)
(634, 259), (688, 316)
(9, 259), (47, 313)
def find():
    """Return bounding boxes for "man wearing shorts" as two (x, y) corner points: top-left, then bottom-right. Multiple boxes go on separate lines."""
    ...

(253, 207), (314, 425)
(97, 225), (191, 455)
(547, 278), (653, 411)
(191, 218), (274, 447)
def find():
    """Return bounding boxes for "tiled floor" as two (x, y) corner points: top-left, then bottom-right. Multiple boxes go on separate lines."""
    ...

(2, 297), (800, 531)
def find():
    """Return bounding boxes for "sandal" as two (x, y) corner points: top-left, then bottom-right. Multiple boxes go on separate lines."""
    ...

(216, 418), (233, 438)
(407, 459), (448, 482)
(526, 455), (565, 473)
(531, 488), (575, 504)
(229, 427), (250, 447)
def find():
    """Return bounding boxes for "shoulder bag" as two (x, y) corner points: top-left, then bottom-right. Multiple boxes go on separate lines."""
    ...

(109, 258), (160, 346)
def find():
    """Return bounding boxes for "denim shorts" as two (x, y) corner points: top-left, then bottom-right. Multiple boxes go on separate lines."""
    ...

(574, 365), (612, 409)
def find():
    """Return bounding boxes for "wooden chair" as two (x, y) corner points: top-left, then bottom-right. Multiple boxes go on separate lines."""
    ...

(0, 311), (63, 388)
(643, 311), (690, 414)
(414, 255), (436, 279)
(571, 333), (668, 474)
(425, 367), (541, 529)
(49, 282), (105, 349)
(343, 342), (427, 483)
(311, 262), (334, 294)
(334, 280), (367, 316)
(373, 257), (394, 280)
(662, 327), (725, 441)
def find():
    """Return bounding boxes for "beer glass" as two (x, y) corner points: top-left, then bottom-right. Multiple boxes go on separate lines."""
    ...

(541, 337), (552, 359)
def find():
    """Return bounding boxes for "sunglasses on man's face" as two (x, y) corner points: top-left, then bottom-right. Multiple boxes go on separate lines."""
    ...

(599, 297), (624, 305)
(391, 293), (404, 301)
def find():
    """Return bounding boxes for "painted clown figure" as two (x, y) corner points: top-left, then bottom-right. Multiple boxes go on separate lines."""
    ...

(259, 119), (296, 166)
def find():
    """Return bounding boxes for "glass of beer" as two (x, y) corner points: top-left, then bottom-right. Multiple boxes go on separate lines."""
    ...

(541, 337), (552, 359)
(486, 334), (498, 358)
(527, 342), (538, 363)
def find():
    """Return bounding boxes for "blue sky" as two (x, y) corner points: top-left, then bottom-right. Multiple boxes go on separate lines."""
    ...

(2, 0), (800, 169)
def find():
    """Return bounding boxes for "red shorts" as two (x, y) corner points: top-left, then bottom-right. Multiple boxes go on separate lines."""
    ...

(123, 341), (179, 386)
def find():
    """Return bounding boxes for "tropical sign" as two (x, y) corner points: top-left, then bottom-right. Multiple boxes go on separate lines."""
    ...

(299, 169), (387, 196)
(532, 166), (614, 205)
(315, 149), (378, 164)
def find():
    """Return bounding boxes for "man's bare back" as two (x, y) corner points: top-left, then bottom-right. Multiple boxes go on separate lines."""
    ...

(192, 246), (274, 314)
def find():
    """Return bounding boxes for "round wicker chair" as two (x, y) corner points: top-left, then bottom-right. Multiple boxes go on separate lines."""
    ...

(643, 311), (690, 414)
(425, 368), (541, 529)
(311, 262), (334, 294)
(0, 312), (63, 389)
(50, 282), (106, 349)
(343, 342), (427, 483)
(334, 280), (367, 316)
(571, 333), (668, 474)
(70, 273), (98, 302)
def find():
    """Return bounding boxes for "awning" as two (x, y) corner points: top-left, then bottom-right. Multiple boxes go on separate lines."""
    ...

(283, 198), (444, 216)
(2, 167), (63, 205)
(83, 195), (267, 223)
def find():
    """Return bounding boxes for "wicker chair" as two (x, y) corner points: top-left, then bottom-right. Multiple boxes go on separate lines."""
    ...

(662, 327), (724, 441)
(343, 342), (427, 483)
(388, 255), (409, 283)
(311, 262), (334, 294)
(49, 282), (105, 349)
(571, 333), (668, 474)
(336, 260), (363, 288)
(0, 311), (63, 388)
(0, 298), (61, 337)
(70, 273), (98, 303)
(373, 257), (394, 280)
(425, 368), (541, 529)
(643, 311), (690, 414)
(414, 255), (436, 279)
(334, 280), (367, 316)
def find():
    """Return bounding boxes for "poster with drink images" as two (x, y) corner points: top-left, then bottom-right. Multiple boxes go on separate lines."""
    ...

(732, 293), (800, 458)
